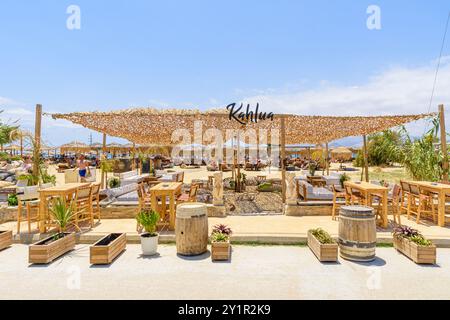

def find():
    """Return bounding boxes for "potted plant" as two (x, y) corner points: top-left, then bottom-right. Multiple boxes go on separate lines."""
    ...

(339, 173), (350, 188)
(0, 229), (12, 251)
(307, 228), (338, 262)
(308, 162), (317, 176)
(108, 176), (120, 189)
(90, 233), (127, 265)
(211, 224), (232, 261)
(136, 209), (160, 255)
(7, 194), (18, 207)
(29, 197), (76, 264)
(392, 225), (436, 264)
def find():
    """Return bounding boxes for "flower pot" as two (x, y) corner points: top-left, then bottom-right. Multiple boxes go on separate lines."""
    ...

(140, 233), (159, 255)
(308, 230), (338, 262)
(90, 233), (127, 265)
(393, 236), (436, 264)
(0, 230), (13, 251)
(211, 240), (231, 261)
(29, 232), (76, 264)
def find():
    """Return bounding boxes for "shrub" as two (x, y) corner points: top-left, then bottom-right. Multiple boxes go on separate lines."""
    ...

(108, 176), (120, 188)
(310, 228), (335, 244)
(7, 194), (18, 206)
(211, 232), (229, 242)
(136, 209), (159, 236)
(392, 225), (432, 247)
(339, 173), (350, 188)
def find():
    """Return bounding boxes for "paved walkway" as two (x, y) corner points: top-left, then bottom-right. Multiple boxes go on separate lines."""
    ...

(0, 244), (449, 299)
(4, 214), (450, 244)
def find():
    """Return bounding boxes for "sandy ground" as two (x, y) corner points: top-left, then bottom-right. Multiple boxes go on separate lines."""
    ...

(0, 244), (448, 300)
(48, 162), (409, 186)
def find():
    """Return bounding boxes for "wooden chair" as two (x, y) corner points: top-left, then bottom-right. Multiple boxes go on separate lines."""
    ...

(331, 185), (346, 220)
(73, 185), (93, 229)
(389, 184), (402, 224)
(177, 172), (185, 183)
(344, 184), (365, 205)
(399, 180), (411, 215)
(177, 184), (199, 203)
(137, 182), (152, 212)
(407, 184), (437, 224)
(90, 182), (101, 223)
(16, 185), (39, 234)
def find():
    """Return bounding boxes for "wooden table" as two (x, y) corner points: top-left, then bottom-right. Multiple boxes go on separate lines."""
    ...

(408, 181), (450, 227)
(38, 183), (90, 233)
(150, 182), (183, 231)
(344, 181), (388, 228)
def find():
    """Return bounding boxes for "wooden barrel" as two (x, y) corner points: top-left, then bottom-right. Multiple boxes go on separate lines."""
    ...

(338, 205), (376, 262)
(176, 202), (208, 256)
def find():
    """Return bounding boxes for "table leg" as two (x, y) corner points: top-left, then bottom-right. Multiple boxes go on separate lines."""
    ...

(438, 191), (445, 227)
(169, 195), (175, 231)
(161, 195), (167, 222)
(382, 190), (388, 228)
(39, 195), (46, 233)
(151, 192), (157, 213)
(17, 200), (22, 234)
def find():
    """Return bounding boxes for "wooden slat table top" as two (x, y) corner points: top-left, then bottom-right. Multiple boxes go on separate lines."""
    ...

(408, 181), (450, 191)
(150, 182), (183, 192)
(38, 182), (90, 193)
(344, 181), (388, 192)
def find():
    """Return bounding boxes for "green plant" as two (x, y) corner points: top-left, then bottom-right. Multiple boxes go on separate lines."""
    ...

(257, 182), (273, 192)
(308, 162), (317, 176)
(49, 197), (75, 233)
(392, 225), (432, 247)
(310, 228), (335, 244)
(136, 209), (160, 236)
(410, 235), (432, 246)
(339, 173), (350, 188)
(7, 194), (18, 206)
(40, 167), (56, 184)
(212, 224), (232, 236)
(211, 232), (229, 242)
(108, 176), (120, 188)
(17, 173), (38, 186)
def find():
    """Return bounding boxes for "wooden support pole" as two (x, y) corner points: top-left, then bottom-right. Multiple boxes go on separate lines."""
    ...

(439, 104), (448, 182)
(33, 104), (42, 180)
(325, 142), (329, 176)
(20, 135), (23, 157)
(363, 135), (369, 182)
(281, 117), (287, 203)
(101, 133), (107, 188)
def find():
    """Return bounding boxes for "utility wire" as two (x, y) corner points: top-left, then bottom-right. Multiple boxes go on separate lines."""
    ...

(423, 11), (450, 134)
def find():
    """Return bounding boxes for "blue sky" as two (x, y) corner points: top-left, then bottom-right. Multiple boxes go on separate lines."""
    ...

(1, 0), (449, 147)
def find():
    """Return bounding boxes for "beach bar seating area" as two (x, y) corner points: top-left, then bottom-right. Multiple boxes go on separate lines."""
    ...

(0, 104), (449, 269)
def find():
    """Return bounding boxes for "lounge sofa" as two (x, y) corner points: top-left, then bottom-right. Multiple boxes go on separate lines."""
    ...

(113, 170), (149, 186)
(321, 172), (343, 186)
(297, 180), (334, 201)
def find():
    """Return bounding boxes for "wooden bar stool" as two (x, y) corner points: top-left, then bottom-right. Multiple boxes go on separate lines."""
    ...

(331, 185), (346, 220)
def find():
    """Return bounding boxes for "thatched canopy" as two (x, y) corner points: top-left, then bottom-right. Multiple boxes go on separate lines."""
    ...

(50, 108), (434, 145)
(331, 146), (352, 155)
(60, 141), (89, 153)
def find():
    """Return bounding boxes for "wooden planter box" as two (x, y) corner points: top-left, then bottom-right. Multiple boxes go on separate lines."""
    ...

(29, 233), (76, 264)
(211, 240), (231, 261)
(0, 230), (13, 251)
(307, 231), (338, 262)
(393, 236), (436, 264)
(90, 233), (126, 265)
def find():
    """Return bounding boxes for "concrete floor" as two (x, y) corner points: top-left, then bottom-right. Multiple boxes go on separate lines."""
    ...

(4, 214), (450, 244)
(0, 244), (449, 300)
